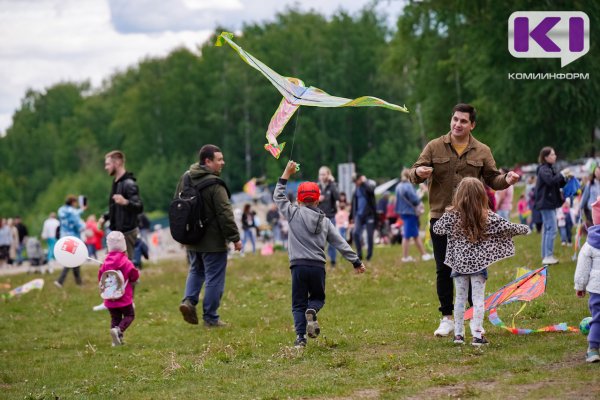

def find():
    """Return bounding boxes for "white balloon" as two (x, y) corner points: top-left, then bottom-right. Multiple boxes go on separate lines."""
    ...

(54, 236), (89, 268)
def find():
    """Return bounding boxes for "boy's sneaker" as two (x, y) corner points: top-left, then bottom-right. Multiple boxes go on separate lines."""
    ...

(453, 335), (465, 344)
(401, 256), (415, 262)
(294, 336), (307, 348)
(305, 309), (320, 338)
(586, 348), (600, 363)
(472, 336), (490, 347)
(434, 317), (454, 337)
(422, 253), (434, 261)
(53, 281), (63, 289)
(179, 299), (199, 325)
(110, 327), (122, 347)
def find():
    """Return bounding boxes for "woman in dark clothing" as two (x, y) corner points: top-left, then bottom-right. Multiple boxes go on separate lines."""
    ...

(241, 203), (257, 254)
(534, 147), (568, 265)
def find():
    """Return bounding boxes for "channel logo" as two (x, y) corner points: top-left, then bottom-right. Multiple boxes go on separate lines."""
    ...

(508, 11), (589, 67)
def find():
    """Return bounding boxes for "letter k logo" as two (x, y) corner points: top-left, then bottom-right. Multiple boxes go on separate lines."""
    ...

(508, 12), (590, 67)
(515, 17), (561, 52)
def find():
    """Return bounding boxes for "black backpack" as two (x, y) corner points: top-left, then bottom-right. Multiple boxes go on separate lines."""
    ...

(169, 172), (230, 245)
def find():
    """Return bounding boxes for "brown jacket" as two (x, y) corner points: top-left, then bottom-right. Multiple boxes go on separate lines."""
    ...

(409, 132), (509, 219)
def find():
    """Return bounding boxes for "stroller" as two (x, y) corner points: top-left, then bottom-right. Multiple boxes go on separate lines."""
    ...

(26, 237), (47, 273)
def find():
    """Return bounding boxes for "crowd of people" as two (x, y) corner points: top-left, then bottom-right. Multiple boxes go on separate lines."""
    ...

(3, 103), (600, 361)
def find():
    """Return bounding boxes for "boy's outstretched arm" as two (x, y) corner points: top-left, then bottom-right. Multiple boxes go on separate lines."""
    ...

(326, 220), (366, 274)
(273, 161), (299, 220)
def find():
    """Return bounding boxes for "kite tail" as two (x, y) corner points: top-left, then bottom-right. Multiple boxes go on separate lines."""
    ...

(489, 308), (578, 335)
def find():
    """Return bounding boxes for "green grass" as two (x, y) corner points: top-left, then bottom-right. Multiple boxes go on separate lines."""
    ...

(1, 234), (599, 399)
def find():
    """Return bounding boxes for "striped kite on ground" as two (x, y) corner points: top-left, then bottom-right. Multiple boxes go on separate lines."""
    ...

(465, 266), (578, 334)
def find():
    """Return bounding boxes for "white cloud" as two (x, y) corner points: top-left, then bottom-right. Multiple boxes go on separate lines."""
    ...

(182, 0), (243, 11)
(0, 0), (402, 135)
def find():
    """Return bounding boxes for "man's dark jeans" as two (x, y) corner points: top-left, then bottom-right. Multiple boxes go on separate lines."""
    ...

(183, 251), (228, 324)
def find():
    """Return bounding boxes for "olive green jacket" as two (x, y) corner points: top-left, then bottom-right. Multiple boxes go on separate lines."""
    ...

(409, 132), (509, 219)
(174, 163), (240, 252)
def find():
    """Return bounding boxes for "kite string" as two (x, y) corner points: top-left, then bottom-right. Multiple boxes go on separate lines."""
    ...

(287, 106), (301, 163)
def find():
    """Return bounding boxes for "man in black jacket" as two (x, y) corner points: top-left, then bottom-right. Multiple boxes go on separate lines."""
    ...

(102, 150), (144, 259)
(349, 174), (376, 261)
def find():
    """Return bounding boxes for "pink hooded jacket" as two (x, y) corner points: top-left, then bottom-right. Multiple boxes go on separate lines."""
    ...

(98, 251), (139, 308)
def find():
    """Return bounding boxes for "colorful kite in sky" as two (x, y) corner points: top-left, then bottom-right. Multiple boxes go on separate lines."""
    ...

(215, 32), (409, 159)
(465, 266), (577, 334)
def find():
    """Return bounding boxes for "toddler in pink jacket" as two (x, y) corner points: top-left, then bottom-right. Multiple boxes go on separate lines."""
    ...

(98, 231), (139, 346)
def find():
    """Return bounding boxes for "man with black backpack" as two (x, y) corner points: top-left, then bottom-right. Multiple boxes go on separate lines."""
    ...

(175, 144), (241, 327)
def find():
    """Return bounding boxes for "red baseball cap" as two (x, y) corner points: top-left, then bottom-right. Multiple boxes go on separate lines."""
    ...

(297, 182), (320, 203)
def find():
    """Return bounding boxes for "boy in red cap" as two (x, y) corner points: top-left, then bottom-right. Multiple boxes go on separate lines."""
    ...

(274, 161), (366, 348)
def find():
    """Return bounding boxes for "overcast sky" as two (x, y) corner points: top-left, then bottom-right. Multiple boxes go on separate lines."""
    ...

(0, 0), (403, 135)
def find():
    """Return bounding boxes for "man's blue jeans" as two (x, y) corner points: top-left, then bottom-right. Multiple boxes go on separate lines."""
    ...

(540, 209), (557, 258)
(353, 215), (375, 261)
(16, 242), (26, 264)
(326, 217), (337, 265)
(183, 251), (228, 324)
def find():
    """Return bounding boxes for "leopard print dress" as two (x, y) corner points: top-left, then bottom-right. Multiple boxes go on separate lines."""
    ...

(432, 210), (530, 275)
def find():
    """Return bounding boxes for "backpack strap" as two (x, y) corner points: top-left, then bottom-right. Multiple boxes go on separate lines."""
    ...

(182, 171), (193, 191)
(194, 178), (230, 198)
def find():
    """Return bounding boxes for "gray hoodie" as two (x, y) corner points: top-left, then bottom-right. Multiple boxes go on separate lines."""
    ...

(274, 179), (361, 269)
(574, 225), (600, 294)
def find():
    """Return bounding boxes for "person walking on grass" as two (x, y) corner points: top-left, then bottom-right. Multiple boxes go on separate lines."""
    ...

(41, 212), (60, 265)
(177, 144), (242, 328)
(395, 168), (433, 262)
(274, 160), (366, 348)
(98, 231), (139, 347)
(102, 150), (144, 259)
(54, 195), (86, 288)
(317, 166), (340, 268)
(241, 203), (257, 254)
(433, 178), (530, 346)
(349, 174), (376, 261)
(534, 146), (570, 265)
(575, 198), (600, 363)
(409, 103), (520, 338)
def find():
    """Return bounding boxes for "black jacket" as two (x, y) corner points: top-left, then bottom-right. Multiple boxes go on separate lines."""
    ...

(534, 163), (566, 210)
(350, 181), (377, 221)
(106, 172), (144, 232)
(318, 181), (340, 218)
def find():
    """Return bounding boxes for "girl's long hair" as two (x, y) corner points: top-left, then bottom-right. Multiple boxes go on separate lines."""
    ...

(449, 177), (489, 243)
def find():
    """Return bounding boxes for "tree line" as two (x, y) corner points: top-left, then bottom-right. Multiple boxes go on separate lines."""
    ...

(1, 2), (598, 232)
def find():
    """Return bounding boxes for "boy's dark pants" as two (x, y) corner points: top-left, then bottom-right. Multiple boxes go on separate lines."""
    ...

(291, 265), (325, 336)
(109, 304), (135, 333)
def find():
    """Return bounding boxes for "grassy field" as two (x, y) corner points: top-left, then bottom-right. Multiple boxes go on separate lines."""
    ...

(1, 232), (599, 399)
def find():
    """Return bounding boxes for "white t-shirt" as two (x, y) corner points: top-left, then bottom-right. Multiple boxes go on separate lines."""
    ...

(41, 217), (60, 239)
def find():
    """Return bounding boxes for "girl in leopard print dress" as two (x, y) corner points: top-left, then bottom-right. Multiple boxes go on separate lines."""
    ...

(433, 178), (530, 346)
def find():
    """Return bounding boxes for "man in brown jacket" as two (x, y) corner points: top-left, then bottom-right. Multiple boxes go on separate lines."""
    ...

(177, 144), (242, 327)
(409, 103), (520, 337)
